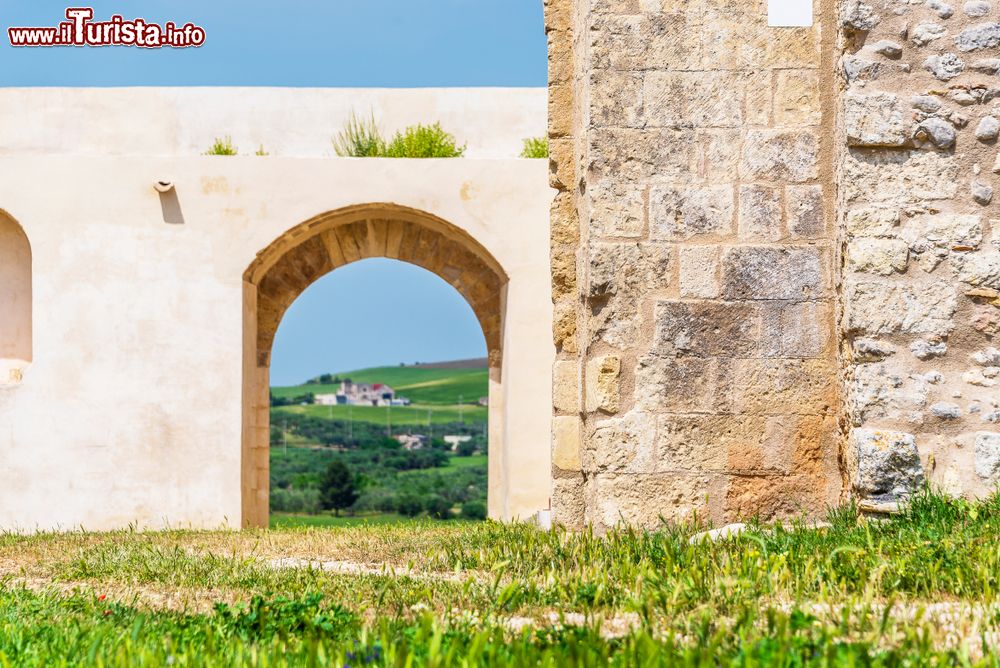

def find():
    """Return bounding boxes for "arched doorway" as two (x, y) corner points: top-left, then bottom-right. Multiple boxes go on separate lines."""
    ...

(0, 211), (31, 386)
(242, 203), (507, 527)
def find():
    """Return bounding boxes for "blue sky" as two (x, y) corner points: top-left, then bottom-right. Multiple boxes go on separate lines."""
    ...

(1, 1), (546, 385)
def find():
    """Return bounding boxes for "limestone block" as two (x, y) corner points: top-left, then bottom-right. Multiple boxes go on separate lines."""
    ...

(586, 355), (621, 414)
(703, 130), (742, 180)
(956, 253), (1000, 290)
(549, 83), (574, 138)
(587, 242), (673, 299)
(964, 1), (992, 17)
(644, 71), (744, 129)
(655, 414), (745, 473)
(635, 355), (728, 413)
(653, 301), (760, 358)
(731, 359), (837, 417)
(844, 279), (957, 335)
(590, 70), (644, 129)
(589, 12), (697, 72)
(678, 246), (721, 298)
(553, 361), (580, 414)
(923, 53), (965, 81)
(592, 410), (655, 473)
(842, 150), (958, 204)
(551, 246), (576, 299)
(589, 181), (645, 238)
(921, 214), (983, 250)
(842, 1), (880, 31)
(911, 23), (947, 46)
(552, 301), (578, 354)
(740, 129), (819, 183)
(975, 432), (1000, 480)
(551, 191), (579, 246)
(787, 185), (826, 238)
(593, 473), (724, 530)
(847, 238), (909, 275)
(845, 206), (900, 237)
(649, 185), (735, 240)
(774, 70), (821, 126)
(552, 474), (586, 529)
(721, 246), (825, 300)
(588, 128), (693, 181)
(848, 428), (924, 501)
(844, 93), (908, 147)
(738, 185), (783, 241)
(760, 301), (832, 358)
(552, 416), (582, 471)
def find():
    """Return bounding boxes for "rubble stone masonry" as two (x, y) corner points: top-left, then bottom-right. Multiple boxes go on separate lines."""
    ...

(547, 0), (1000, 529)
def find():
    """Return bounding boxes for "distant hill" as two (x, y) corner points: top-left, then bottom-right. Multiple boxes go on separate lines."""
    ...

(412, 358), (488, 370)
(272, 363), (488, 406)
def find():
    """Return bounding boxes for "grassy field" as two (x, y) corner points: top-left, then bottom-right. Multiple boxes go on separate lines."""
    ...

(270, 512), (411, 528)
(273, 402), (487, 426)
(1, 490), (1000, 664)
(272, 365), (488, 406)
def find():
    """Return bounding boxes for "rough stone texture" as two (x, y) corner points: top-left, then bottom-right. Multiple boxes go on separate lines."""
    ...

(839, 0), (1000, 505)
(845, 93), (908, 147)
(552, 416), (582, 472)
(848, 429), (925, 502)
(545, 0), (839, 529)
(975, 432), (1000, 480)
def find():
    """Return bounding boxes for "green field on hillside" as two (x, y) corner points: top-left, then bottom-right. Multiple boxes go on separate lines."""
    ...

(272, 366), (488, 405)
(272, 403), (487, 426)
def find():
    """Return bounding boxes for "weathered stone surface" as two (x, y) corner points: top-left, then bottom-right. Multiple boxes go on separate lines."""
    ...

(931, 402), (962, 419)
(923, 53), (965, 80)
(553, 361), (580, 414)
(644, 71), (744, 128)
(656, 414), (750, 473)
(787, 185), (825, 238)
(873, 40), (903, 58)
(592, 410), (655, 473)
(552, 416), (582, 471)
(740, 130), (819, 183)
(586, 356), (621, 414)
(976, 116), (1000, 141)
(956, 253), (1000, 289)
(972, 181), (994, 205)
(552, 301), (578, 354)
(587, 242), (673, 347)
(725, 473), (838, 521)
(653, 301), (760, 358)
(590, 181), (645, 238)
(929, 0), (956, 19)
(845, 93), (908, 147)
(842, 55), (881, 84)
(845, 206), (900, 237)
(589, 12), (697, 71)
(919, 214), (983, 249)
(635, 356), (728, 413)
(972, 347), (1000, 365)
(761, 301), (833, 358)
(731, 359), (837, 417)
(854, 338), (897, 362)
(955, 22), (1000, 51)
(912, 23), (947, 46)
(774, 69), (821, 126)
(844, 279), (958, 335)
(911, 339), (948, 359)
(738, 185), (782, 241)
(590, 70), (644, 128)
(848, 428), (924, 501)
(593, 473), (727, 530)
(678, 246), (721, 299)
(975, 432), (1000, 479)
(914, 117), (957, 149)
(913, 95), (942, 113)
(552, 475), (586, 529)
(965, 0), (993, 17)
(842, 1), (880, 31)
(588, 128), (693, 182)
(721, 246), (825, 300)
(847, 238), (909, 275)
(649, 185), (734, 240)
(842, 150), (959, 204)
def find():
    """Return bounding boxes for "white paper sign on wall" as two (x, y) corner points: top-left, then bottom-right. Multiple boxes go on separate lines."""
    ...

(768, 0), (813, 26)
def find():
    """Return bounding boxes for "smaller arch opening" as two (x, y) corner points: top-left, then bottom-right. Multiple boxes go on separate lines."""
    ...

(0, 211), (31, 386)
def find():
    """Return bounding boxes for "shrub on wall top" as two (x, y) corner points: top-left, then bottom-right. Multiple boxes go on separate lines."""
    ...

(204, 136), (238, 156)
(332, 113), (465, 158)
(520, 136), (548, 159)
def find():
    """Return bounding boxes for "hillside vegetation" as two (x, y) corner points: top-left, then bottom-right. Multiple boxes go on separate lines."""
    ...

(1, 491), (1000, 665)
(271, 365), (488, 406)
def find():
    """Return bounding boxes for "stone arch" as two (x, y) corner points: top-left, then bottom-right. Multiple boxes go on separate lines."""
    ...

(241, 203), (508, 527)
(0, 211), (31, 386)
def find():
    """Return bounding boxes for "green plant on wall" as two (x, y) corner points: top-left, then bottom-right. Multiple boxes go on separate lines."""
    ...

(255, 144), (269, 156)
(383, 123), (465, 158)
(332, 113), (465, 158)
(205, 136), (238, 156)
(332, 112), (386, 157)
(520, 136), (548, 159)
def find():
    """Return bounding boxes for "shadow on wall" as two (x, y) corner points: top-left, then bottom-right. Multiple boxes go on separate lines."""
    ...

(0, 211), (31, 385)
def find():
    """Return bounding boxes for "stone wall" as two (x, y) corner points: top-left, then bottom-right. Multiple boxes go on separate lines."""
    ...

(839, 0), (1000, 507)
(547, 0), (844, 530)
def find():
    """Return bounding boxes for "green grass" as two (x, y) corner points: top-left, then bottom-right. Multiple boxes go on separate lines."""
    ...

(272, 366), (488, 406)
(270, 512), (410, 528)
(273, 403), (487, 426)
(4, 490), (1000, 665)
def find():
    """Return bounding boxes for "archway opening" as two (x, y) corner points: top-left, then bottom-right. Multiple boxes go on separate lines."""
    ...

(0, 211), (31, 386)
(242, 204), (507, 528)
